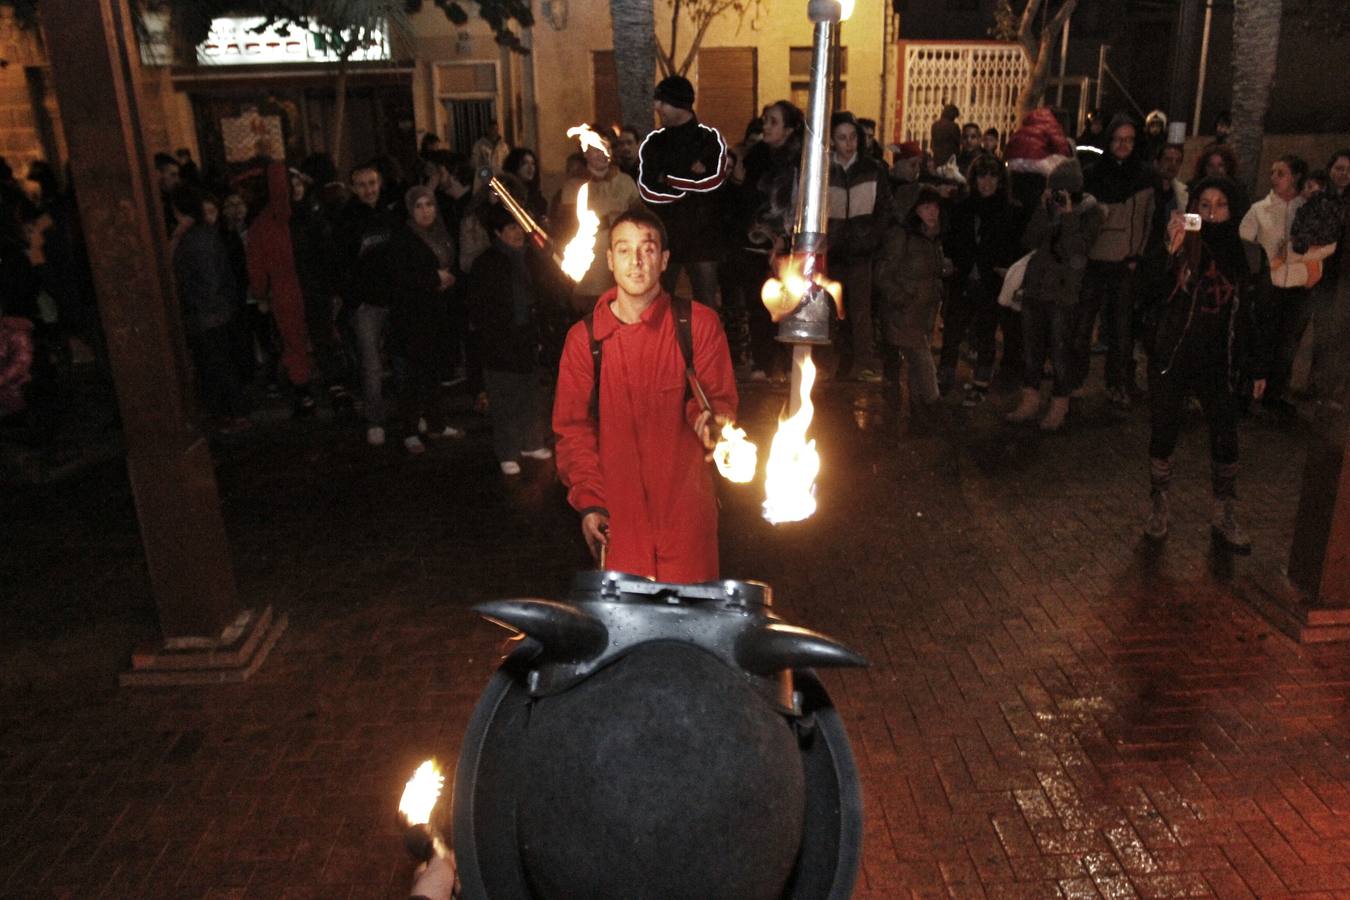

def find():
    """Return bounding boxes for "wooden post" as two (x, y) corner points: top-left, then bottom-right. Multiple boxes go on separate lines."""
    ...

(1241, 408), (1350, 643)
(41, 0), (286, 683)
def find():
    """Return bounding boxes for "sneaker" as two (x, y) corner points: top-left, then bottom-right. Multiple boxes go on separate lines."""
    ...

(1144, 491), (1169, 541)
(404, 435), (426, 456)
(436, 425), (465, 439)
(366, 425), (386, 447)
(500, 460), (521, 475)
(520, 447), (553, 460)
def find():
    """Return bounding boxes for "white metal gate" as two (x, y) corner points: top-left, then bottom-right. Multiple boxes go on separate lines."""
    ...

(894, 41), (1028, 154)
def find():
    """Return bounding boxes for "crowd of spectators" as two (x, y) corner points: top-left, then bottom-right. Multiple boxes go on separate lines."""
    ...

(2, 94), (1348, 543)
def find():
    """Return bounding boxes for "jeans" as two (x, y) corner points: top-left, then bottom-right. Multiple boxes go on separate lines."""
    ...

(882, 295), (940, 407)
(1148, 358), (1240, 497)
(187, 320), (248, 418)
(837, 258), (879, 373)
(1073, 261), (1136, 392)
(939, 269), (1008, 382)
(303, 291), (349, 390)
(662, 259), (721, 308)
(353, 303), (389, 425)
(1021, 299), (1074, 396)
(483, 368), (546, 461)
(1260, 284), (1311, 402)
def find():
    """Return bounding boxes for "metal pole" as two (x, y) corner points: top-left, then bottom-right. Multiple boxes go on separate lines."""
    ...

(795, 9), (835, 243)
(1055, 12), (1071, 109)
(1095, 44), (1106, 111)
(1192, 0), (1214, 136)
(779, 0), (841, 416)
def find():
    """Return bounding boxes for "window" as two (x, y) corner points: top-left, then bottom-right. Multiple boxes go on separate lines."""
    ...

(435, 62), (499, 154)
(789, 46), (847, 113)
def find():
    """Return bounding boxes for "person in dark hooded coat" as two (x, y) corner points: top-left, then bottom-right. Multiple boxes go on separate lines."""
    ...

(1076, 114), (1156, 407)
(1144, 177), (1268, 552)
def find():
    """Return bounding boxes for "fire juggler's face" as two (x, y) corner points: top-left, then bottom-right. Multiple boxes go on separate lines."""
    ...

(608, 221), (668, 298)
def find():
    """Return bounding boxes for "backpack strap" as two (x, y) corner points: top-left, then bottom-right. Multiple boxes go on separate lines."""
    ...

(584, 311), (601, 420)
(585, 295), (697, 423)
(672, 293), (695, 373)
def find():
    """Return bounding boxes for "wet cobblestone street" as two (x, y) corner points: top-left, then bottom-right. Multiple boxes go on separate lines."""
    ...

(6, 379), (1350, 899)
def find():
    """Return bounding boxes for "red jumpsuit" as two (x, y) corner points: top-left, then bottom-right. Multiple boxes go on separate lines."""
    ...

(246, 160), (312, 388)
(553, 291), (738, 583)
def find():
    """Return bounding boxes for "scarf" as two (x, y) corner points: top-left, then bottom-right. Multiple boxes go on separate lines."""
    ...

(404, 185), (454, 270)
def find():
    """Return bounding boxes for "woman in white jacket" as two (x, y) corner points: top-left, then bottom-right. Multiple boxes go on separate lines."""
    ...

(1239, 155), (1337, 410)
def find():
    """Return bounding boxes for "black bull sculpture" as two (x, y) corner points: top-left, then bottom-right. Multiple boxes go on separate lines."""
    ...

(451, 571), (867, 900)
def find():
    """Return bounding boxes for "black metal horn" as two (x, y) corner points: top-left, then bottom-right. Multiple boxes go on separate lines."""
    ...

(474, 599), (609, 662)
(735, 622), (868, 676)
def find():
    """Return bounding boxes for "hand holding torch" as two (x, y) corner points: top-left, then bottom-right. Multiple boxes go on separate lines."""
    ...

(399, 759), (460, 899)
(488, 176), (564, 268)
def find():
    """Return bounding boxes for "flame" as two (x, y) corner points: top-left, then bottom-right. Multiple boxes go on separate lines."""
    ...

(561, 181), (600, 282)
(762, 355), (821, 524)
(713, 420), (758, 483)
(760, 254), (843, 323)
(567, 124), (611, 159)
(398, 759), (444, 826)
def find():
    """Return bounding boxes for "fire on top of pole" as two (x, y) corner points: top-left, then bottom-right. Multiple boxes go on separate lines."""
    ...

(759, 0), (850, 525)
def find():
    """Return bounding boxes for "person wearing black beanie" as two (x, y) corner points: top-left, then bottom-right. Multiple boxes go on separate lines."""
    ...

(1143, 177), (1269, 551)
(638, 76), (729, 308)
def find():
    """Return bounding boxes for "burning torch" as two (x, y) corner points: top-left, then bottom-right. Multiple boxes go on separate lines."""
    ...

(492, 124), (758, 487)
(758, 0), (851, 524)
(398, 759), (459, 899)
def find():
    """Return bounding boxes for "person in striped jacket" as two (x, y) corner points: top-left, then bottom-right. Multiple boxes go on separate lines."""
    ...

(637, 75), (729, 309)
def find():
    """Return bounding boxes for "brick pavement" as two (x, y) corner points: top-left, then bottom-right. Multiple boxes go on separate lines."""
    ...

(4, 380), (1350, 899)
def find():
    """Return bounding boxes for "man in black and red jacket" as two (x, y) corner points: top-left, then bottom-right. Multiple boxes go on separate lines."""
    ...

(637, 75), (729, 309)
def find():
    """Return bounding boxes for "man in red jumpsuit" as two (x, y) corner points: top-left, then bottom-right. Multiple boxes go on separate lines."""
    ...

(553, 209), (738, 583)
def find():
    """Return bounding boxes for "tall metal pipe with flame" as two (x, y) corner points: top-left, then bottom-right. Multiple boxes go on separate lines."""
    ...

(777, 0), (846, 350)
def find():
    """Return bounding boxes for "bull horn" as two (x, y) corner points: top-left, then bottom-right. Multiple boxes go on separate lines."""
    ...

(735, 623), (867, 675)
(474, 599), (609, 662)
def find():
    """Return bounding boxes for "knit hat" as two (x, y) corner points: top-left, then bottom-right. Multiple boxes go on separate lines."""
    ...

(889, 140), (922, 160)
(1047, 157), (1084, 193)
(654, 75), (695, 111)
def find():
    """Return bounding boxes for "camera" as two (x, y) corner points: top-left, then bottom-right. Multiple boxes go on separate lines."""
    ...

(1183, 213), (1202, 232)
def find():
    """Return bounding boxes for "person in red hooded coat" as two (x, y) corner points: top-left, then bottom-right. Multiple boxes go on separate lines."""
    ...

(552, 208), (738, 583)
(246, 159), (314, 415)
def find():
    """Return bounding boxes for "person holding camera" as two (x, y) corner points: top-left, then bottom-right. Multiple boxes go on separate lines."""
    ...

(1006, 158), (1103, 431)
(1144, 178), (1268, 550)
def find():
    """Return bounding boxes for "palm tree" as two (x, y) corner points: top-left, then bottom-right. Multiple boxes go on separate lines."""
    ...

(609, 0), (655, 134)
(1229, 0), (1282, 194)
